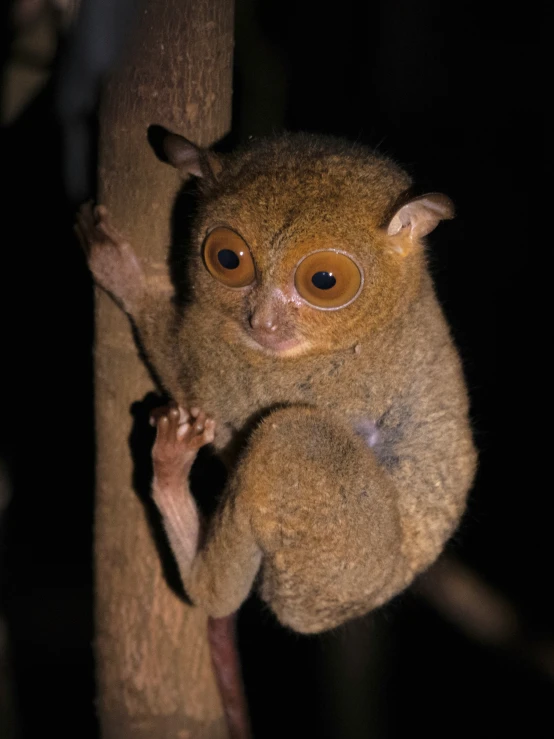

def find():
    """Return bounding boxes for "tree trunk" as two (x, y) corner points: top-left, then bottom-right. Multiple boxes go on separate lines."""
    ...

(94, 1), (234, 736)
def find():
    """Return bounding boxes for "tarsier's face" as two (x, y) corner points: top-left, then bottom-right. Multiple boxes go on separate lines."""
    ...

(174, 135), (452, 360)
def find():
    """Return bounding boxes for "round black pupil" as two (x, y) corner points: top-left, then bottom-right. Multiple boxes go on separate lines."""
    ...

(311, 271), (336, 290)
(217, 249), (240, 270)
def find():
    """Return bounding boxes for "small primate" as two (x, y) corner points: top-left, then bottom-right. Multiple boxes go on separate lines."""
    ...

(76, 132), (477, 738)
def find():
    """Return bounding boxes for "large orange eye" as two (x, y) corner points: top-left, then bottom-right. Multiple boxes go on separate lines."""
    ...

(294, 251), (362, 309)
(203, 228), (256, 288)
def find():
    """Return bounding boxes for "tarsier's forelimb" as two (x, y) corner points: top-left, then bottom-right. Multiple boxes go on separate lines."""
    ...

(75, 203), (183, 394)
(150, 405), (214, 568)
(75, 203), (146, 313)
(150, 403), (261, 616)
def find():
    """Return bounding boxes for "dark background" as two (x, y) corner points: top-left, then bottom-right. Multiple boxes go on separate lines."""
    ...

(0, 1), (549, 737)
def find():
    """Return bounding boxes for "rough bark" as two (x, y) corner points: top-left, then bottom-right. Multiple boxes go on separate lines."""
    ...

(94, 1), (234, 737)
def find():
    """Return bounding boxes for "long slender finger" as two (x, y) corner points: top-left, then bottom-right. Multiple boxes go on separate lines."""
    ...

(167, 406), (181, 434)
(155, 415), (170, 442)
(178, 406), (190, 424)
(193, 410), (207, 433)
(203, 418), (216, 444)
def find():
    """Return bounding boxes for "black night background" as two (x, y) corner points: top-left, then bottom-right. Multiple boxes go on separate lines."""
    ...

(0, 1), (548, 737)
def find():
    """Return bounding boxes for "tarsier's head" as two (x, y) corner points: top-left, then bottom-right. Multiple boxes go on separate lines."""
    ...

(164, 132), (454, 359)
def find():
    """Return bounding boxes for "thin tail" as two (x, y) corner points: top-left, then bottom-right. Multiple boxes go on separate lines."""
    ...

(207, 612), (253, 739)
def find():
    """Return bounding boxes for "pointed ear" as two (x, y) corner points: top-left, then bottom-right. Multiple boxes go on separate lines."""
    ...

(386, 193), (455, 242)
(163, 132), (223, 183)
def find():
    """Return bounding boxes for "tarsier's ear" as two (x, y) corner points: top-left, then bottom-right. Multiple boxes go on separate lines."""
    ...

(386, 193), (455, 251)
(163, 132), (223, 183)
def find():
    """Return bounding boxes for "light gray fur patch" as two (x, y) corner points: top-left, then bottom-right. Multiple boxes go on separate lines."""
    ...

(355, 419), (381, 448)
(354, 417), (400, 469)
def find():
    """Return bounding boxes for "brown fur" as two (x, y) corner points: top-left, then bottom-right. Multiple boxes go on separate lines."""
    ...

(77, 132), (477, 634)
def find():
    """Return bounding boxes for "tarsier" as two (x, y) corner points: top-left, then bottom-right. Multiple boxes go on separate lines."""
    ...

(77, 132), (476, 737)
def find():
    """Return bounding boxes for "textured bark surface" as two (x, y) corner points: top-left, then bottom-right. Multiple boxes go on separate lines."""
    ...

(94, 1), (234, 737)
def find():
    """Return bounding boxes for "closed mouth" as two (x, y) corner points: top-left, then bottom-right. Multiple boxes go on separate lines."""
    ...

(246, 332), (309, 357)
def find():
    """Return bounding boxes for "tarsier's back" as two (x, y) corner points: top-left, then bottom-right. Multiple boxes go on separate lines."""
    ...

(79, 132), (477, 635)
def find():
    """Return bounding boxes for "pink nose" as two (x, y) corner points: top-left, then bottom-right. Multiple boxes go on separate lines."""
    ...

(249, 309), (278, 333)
